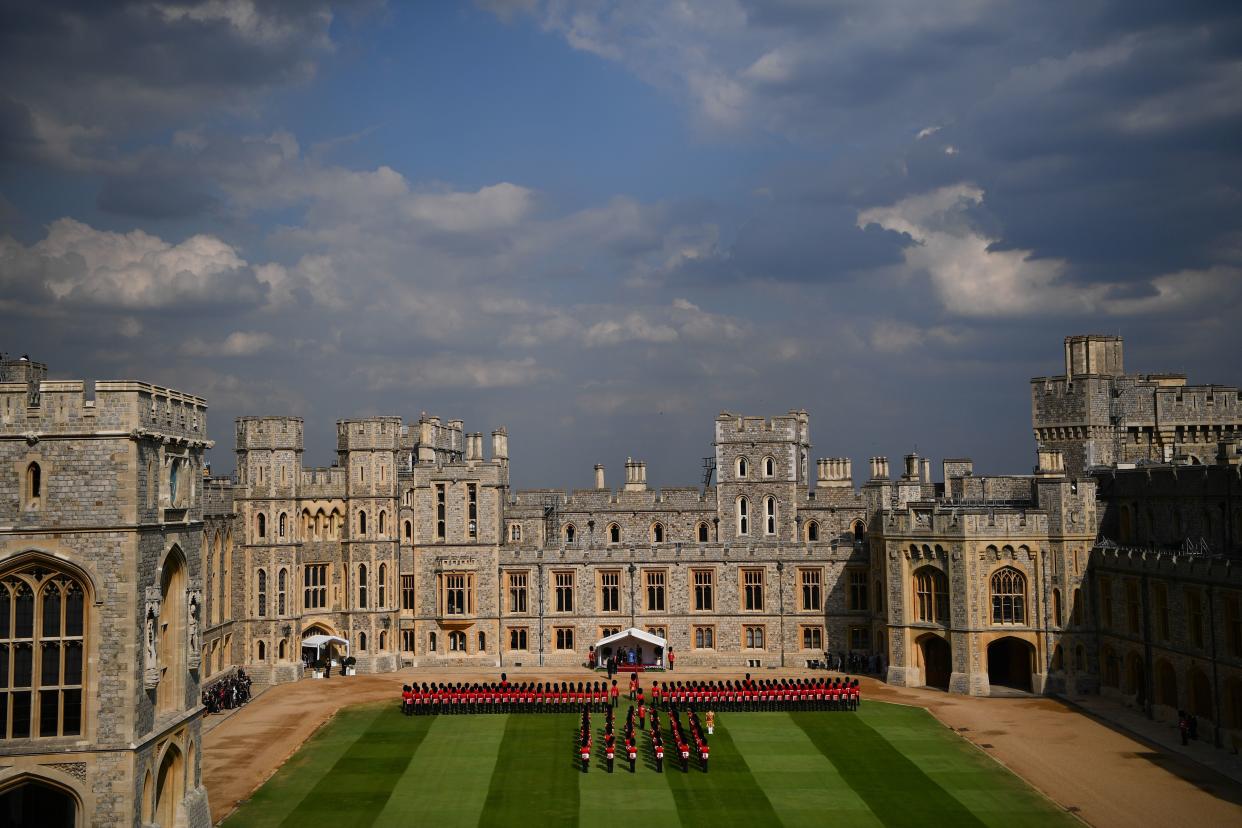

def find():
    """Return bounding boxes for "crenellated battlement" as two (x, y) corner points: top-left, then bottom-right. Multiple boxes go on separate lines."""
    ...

(337, 416), (402, 451)
(1, 379), (208, 442)
(714, 409), (809, 442)
(236, 416), (303, 451)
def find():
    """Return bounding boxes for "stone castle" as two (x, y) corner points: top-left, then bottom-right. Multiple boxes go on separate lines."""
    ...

(2, 334), (1241, 826)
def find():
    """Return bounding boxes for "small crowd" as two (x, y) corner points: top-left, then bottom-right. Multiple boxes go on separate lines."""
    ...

(202, 668), (252, 714)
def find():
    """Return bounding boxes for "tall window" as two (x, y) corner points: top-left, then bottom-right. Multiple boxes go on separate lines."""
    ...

(257, 513), (266, 539)
(449, 630), (466, 652)
(435, 484), (446, 540)
(913, 567), (949, 624)
(1052, 588), (1062, 627)
(764, 496), (776, 535)
(0, 566), (86, 738)
(304, 564), (327, 610)
(508, 572), (528, 613)
(358, 510), (367, 536)
(378, 511), (386, 536)
(737, 497), (749, 536)
(848, 570), (868, 611)
(736, 457), (748, 478)
(404, 520), (412, 540)
(802, 626), (823, 650)
(697, 522), (709, 543)
(509, 523), (522, 542)
(646, 570), (666, 612)
(256, 569), (267, 617)
(277, 568), (287, 616)
(555, 628), (574, 650)
(564, 524), (576, 545)
(278, 513), (287, 537)
(742, 568), (764, 611)
(763, 456), (774, 477)
(509, 628), (528, 650)
(744, 625), (765, 649)
(25, 462), (41, 504)
(599, 571), (620, 613)
(990, 567), (1026, 625)
(806, 520), (819, 542)
(444, 574), (465, 615)
(358, 564), (368, 609)
(555, 572), (574, 612)
(693, 569), (714, 611)
(651, 523), (665, 543)
(801, 568), (822, 611)
(608, 523), (620, 544)
(401, 575), (415, 611)
(378, 563), (387, 607)
(467, 484), (478, 539)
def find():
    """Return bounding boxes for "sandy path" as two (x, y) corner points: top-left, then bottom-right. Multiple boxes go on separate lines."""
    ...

(203, 669), (1242, 826)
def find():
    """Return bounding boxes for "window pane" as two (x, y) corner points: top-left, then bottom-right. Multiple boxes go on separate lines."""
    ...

(62, 689), (81, 735)
(39, 689), (59, 737)
(41, 642), (60, 685)
(0, 588), (9, 638)
(14, 645), (32, 687)
(0, 643), (7, 688)
(65, 586), (83, 638)
(64, 642), (82, 685)
(11, 690), (30, 738)
(42, 587), (61, 637)
(14, 589), (33, 638)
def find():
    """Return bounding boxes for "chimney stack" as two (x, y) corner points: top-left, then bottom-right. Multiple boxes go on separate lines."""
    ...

(594, 464), (606, 490)
(491, 428), (508, 461)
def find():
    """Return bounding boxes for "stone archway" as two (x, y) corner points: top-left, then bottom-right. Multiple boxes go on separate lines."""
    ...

(916, 633), (951, 690)
(0, 778), (78, 827)
(154, 744), (185, 828)
(987, 636), (1035, 692)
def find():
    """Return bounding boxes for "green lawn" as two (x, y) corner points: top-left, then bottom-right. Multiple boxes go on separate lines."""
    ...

(223, 702), (1074, 827)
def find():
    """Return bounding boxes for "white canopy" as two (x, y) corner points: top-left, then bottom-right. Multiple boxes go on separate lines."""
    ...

(301, 634), (350, 657)
(593, 627), (667, 667)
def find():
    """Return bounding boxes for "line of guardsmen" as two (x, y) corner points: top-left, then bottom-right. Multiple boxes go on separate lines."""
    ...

(399, 675), (861, 715)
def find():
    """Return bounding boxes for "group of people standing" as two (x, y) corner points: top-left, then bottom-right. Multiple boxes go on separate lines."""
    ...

(201, 668), (252, 714)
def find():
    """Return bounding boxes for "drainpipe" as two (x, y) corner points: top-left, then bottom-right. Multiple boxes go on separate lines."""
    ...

(1208, 585), (1222, 748)
(1140, 572), (1154, 719)
(537, 562), (545, 668)
(777, 560), (786, 668)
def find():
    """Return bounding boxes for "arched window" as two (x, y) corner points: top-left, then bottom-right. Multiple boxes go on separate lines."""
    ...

(737, 457), (748, 479)
(764, 496), (776, 535)
(510, 523), (522, 542)
(359, 631), (367, 652)
(278, 512), (287, 538)
(379, 630), (387, 651)
(257, 513), (266, 539)
(449, 630), (466, 651)
(256, 569), (267, 617)
(853, 521), (865, 543)
(1053, 588), (1063, 627)
(358, 510), (367, 536)
(405, 520), (412, 540)
(278, 639), (287, 660)
(652, 523), (665, 544)
(358, 564), (368, 609)
(697, 522), (709, 543)
(329, 510), (341, 540)
(990, 567), (1027, 625)
(913, 567), (949, 624)
(169, 459), (181, 506)
(378, 511), (386, 535)
(0, 562), (86, 737)
(156, 551), (187, 715)
(609, 523), (620, 544)
(26, 462), (42, 502)
(478, 631), (486, 651)
(1072, 587), (1084, 626)
(564, 524), (576, 545)
(806, 520), (819, 542)
(429, 631), (437, 652)
(737, 497), (749, 536)
(277, 568), (287, 616)
(763, 456), (775, 478)
(378, 563), (387, 607)
(257, 640), (266, 661)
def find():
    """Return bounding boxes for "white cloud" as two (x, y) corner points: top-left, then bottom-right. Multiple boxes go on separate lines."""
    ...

(182, 331), (275, 357)
(364, 355), (552, 390)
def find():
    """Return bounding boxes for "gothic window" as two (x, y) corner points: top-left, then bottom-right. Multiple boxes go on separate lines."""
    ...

(477, 631), (486, 652)
(25, 462), (41, 504)
(646, 570), (666, 612)
(693, 569), (714, 611)
(405, 520), (412, 540)
(378, 563), (387, 607)
(359, 631), (367, 652)
(435, 484), (446, 540)
(508, 572), (528, 613)
(304, 564), (327, 610)
(256, 570), (267, 617)
(990, 567), (1027, 625)
(554, 572), (574, 613)
(467, 484), (478, 539)
(806, 520), (819, 542)
(0, 566), (86, 738)
(764, 496), (776, 535)
(651, 523), (665, 544)
(449, 630), (466, 652)
(358, 564), (368, 609)
(801, 568), (822, 611)
(564, 524), (576, 545)
(510, 523), (521, 542)
(913, 567), (949, 624)
(697, 522), (709, 543)
(257, 513), (266, 539)
(736, 457), (748, 479)
(358, 511), (367, 536)
(257, 640), (266, 661)
(378, 511), (386, 536)
(742, 568), (764, 611)
(737, 497), (749, 536)
(1053, 588), (1063, 627)
(278, 512), (287, 538)
(277, 568), (287, 616)
(599, 571), (620, 613)
(763, 456), (775, 477)
(608, 523), (620, 544)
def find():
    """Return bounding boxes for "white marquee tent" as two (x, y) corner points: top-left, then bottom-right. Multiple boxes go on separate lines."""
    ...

(301, 633), (350, 663)
(592, 627), (667, 668)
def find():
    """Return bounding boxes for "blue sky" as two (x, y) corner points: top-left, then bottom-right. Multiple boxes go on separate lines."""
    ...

(1, 1), (1240, 488)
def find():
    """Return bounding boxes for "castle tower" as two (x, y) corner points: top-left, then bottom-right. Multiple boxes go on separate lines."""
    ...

(713, 410), (810, 542)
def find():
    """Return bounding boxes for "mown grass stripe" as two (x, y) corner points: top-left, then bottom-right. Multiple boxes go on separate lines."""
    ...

(662, 719), (781, 828)
(577, 716), (682, 826)
(223, 703), (403, 828)
(792, 710), (988, 828)
(374, 714), (508, 827)
(276, 703), (429, 828)
(725, 713), (883, 827)
(857, 704), (1074, 827)
(479, 713), (580, 828)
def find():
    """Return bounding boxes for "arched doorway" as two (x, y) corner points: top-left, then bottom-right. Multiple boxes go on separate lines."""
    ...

(0, 779), (77, 827)
(154, 744), (184, 828)
(987, 636), (1035, 692)
(916, 633), (951, 690)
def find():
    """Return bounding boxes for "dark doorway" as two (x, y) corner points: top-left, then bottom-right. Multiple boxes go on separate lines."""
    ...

(918, 634), (952, 690)
(0, 781), (76, 828)
(987, 637), (1034, 691)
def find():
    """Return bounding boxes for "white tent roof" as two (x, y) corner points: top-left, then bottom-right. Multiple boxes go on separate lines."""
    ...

(593, 627), (667, 649)
(301, 634), (348, 648)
